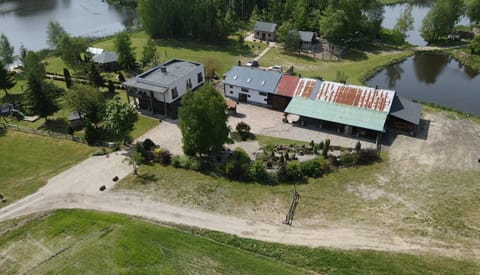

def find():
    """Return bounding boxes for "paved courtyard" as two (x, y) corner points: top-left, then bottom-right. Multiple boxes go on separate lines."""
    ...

(136, 103), (376, 156)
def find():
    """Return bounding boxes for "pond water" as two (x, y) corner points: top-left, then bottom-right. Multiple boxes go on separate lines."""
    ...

(382, 3), (470, 46)
(0, 0), (137, 52)
(368, 54), (480, 115)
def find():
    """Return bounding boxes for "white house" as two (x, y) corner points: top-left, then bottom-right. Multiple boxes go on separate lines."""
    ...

(123, 59), (205, 118)
(223, 66), (282, 106)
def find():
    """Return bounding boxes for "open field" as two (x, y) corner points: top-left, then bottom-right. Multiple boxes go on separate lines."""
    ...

(0, 131), (94, 205)
(260, 47), (412, 84)
(117, 111), (480, 260)
(0, 210), (477, 274)
(44, 31), (267, 76)
(0, 210), (304, 274)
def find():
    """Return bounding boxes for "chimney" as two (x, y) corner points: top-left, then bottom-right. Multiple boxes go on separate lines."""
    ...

(160, 66), (167, 74)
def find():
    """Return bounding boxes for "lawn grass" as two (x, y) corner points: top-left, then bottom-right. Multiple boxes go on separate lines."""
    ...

(0, 131), (94, 205)
(256, 135), (309, 147)
(130, 114), (159, 140)
(0, 209), (476, 274)
(259, 47), (412, 85)
(92, 31), (267, 75)
(0, 210), (305, 274)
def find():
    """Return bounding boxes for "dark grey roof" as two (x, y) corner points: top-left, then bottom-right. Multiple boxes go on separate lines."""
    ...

(0, 104), (13, 115)
(298, 31), (315, 42)
(224, 66), (282, 94)
(123, 59), (202, 92)
(389, 95), (422, 125)
(254, 21), (277, 33)
(92, 51), (118, 64)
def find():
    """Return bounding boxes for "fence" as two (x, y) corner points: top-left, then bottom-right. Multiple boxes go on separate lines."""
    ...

(1, 122), (86, 144)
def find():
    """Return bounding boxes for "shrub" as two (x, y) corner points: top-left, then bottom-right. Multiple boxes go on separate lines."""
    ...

(318, 141), (324, 150)
(300, 158), (327, 178)
(355, 141), (362, 152)
(153, 148), (171, 165)
(236, 121), (251, 141)
(337, 153), (360, 167)
(285, 161), (303, 182)
(143, 138), (156, 151)
(108, 80), (115, 93)
(135, 142), (151, 162)
(84, 123), (99, 145)
(225, 148), (251, 180)
(250, 160), (268, 182)
(358, 148), (379, 164)
(171, 155), (201, 170)
(172, 155), (182, 168)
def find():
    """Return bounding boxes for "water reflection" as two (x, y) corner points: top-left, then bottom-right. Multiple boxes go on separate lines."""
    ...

(368, 54), (480, 115)
(13, 0), (58, 16)
(413, 54), (449, 84)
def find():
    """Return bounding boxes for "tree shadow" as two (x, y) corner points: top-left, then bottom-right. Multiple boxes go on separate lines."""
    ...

(382, 119), (431, 146)
(137, 173), (158, 184)
(342, 49), (368, 62)
(1, 93), (25, 104)
(38, 118), (69, 134)
(0, 127), (6, 137)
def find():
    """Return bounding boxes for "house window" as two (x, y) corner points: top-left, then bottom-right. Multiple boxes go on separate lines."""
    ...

(256, 32), (259, 35)
(268, 33), (271, 37)
(197, 73), (203, 83)
(186, 79), (192, 89)
(230, 91), (233, 94)
(241, 88), (249, 93)
(229, 85), (233, 88)
(247, 95), (251, 98)
(171, 87), (178, 99)
(259, 92), (267, 96)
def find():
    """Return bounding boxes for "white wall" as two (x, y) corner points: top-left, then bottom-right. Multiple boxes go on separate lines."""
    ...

(225, 84), (269, 105)
(152, 64), (205, 103)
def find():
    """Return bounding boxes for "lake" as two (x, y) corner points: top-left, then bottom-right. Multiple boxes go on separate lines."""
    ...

(382, 3), (470, 46)
(0, 0), (137, 52)
(368, 54), (480, 115)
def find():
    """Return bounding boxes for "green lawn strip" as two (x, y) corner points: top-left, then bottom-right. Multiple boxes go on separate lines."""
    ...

(0, 210), (305, 274)
(0, 131), (94, 205)
(256, 135), (309, 147)
(179, 225), (479, 275)
(130, 114), (159, 140)
(259, 47), (412, 85)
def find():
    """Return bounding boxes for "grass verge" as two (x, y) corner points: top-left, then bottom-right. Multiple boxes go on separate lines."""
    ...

(0, 131), (94, 205)
(0, 209), (477, 274)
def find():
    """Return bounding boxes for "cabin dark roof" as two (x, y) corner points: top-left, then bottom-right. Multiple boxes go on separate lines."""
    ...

(298, 31), (315, 42)
(92, 51), (118, 64)
(68, 112), (82, 121)
(254, 21), (277, 33)
(389, 95), (422, 125)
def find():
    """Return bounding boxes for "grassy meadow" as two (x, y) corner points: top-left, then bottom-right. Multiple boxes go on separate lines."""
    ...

(0, 209), (477, 274)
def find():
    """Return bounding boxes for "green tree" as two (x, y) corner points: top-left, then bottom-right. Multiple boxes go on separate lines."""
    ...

(471, 35), (480, 54)
(115, 32), (136, 70)
(0, 34), (15, 66)
(393, 4), (414, 41)
(335, 71), (348, 83)
(88, 63), (104, 87)
(46, 20), (67, 49)
(63, 68), (73, 89)
(124, 151), (143, 175)
(25, 78), (60, 121)
(225, 148), (251, 180)
(465, 0), (480, 24)
(57, 34), (88, 71)
(104, 99), (138, 142)
(420, 0), (464, 43)
(0, 63), (15, 96)
(283, 30), (302, 53)
(23, 51), (45, 83)
(141, 39), (158, 67)
(64, 85), (106, 127)
(179, 84), (229, 156)
(319, 5), (348, 44)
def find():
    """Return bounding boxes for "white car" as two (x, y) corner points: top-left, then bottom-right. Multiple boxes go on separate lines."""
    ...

(268, 65), (283, 72)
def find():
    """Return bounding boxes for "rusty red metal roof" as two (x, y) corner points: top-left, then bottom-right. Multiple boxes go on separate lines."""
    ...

(293, 78), (318, 99)
(276, 75), (300, 97)
(315, 81), (395, 113)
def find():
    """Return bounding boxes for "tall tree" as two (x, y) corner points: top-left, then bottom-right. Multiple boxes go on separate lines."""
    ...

(23, 51), (45, 81)
(283, 30), (302, 53)
(64, 84), (106, 127)
(179, 84), (229, 156)
(104, 99), (138, 142)
(141, 39), (158, 67)
(420, 0), (464, 43)
(63, 68), (73, 89)
(57, 34), (88, 71)
(0, 34), (15, 66)
(46, 20), (67, 49)
(114, 32), (136, 70)
(465, 0), (480, 24)
(319, 5), (348, 44)
(88, 63), (104, 87)
(393, 4), (414, 41)
(0, 63), (16, 96)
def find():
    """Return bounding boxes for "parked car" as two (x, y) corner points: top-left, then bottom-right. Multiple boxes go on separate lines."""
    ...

(268, 65), (283, 72)
(246, 60), (259, 67)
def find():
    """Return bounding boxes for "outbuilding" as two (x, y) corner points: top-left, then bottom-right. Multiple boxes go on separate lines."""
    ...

(254, 21), (278, 42)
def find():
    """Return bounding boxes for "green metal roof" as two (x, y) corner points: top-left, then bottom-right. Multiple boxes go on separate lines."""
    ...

(285, 97), (388, 132)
